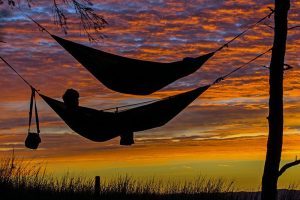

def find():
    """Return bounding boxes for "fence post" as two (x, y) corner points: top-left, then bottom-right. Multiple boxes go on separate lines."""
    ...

(95, 176), (100, 198)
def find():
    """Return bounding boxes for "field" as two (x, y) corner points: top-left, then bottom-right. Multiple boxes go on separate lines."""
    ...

(0, 156), (299, 200)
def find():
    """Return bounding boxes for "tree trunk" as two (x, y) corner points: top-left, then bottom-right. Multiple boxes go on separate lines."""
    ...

(261, 1), (290, 200)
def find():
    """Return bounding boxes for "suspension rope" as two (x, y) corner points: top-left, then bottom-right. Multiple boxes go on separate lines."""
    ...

(0, 46), (272, 112)
(0, 56), (37, 91)
(214, 8), (274, 53)
(212, 47), (273, 84)
(102, 47), (273, 111)
(0, 56), (40, 135)
(27, 15), (52, 36)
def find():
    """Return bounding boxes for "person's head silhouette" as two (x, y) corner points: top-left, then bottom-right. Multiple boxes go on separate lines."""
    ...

(63, 89), (79, 108)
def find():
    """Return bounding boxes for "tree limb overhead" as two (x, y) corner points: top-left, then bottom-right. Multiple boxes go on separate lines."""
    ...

(278, 159), (300, 177)
(1, 0), (108, 41)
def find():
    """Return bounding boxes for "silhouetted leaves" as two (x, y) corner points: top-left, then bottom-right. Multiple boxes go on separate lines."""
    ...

(1, 0), (107, 41)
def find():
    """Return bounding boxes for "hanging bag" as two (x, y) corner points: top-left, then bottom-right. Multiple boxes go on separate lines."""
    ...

(25, 88), (41, 149)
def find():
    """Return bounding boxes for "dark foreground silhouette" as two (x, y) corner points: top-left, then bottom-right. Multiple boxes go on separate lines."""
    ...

(1, 156), (299, 200)
(1, 173), (299, 200)
(39, 86), (210, 146)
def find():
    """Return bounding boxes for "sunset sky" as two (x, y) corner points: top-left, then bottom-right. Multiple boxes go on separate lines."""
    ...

(1, 0), (300, 190)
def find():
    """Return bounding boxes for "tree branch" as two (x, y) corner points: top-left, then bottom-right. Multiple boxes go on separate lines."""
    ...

(283, 63), (293, 71)
(53, 0), (68, 34)
(52, 0), (108, 41)
(71, 0), (108, 41)
(278, 158), (300, 177)
(2, 0), (108, 41)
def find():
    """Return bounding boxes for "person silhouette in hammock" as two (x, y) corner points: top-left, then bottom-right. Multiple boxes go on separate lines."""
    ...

(63, 89), (79, 108)
(62, 88), (134, 145)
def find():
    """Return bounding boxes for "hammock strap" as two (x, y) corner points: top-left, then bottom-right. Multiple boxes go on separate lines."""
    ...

(28, 88), (34, 132)
(0, 56), (41, 133)
(28, 88), (40, 134)
(213, 47), (273, 84)
(214, 8), (274, 53)
(0, 56), (36, 90)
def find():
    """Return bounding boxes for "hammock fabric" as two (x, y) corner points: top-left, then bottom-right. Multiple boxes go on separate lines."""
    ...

(39, 85), (210, 145)
(51, 34), (214, 95)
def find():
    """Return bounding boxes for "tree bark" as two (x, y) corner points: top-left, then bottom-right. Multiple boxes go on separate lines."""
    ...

(261, 1), (290, 200)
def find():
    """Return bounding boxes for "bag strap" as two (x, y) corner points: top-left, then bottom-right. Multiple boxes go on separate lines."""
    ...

(28, 88), (40, 134)
(28, 88), (34, 132)
(34, 95), (40, 134)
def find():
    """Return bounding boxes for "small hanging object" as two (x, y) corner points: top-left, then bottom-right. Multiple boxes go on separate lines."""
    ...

(25, 132), (41, 150)
(25, 88), (41, 150)
(120, 132), (134, 146)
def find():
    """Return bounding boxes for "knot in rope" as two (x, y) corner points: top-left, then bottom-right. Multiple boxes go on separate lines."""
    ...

(213, 77), (225, 85)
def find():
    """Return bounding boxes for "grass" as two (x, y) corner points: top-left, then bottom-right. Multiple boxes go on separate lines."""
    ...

(0, 155), (299, 200)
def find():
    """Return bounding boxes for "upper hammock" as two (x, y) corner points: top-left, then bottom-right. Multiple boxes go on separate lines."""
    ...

(0, 48), (272, 146)
(29, 10), (273, 95)
(53, 34), (214, 95)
